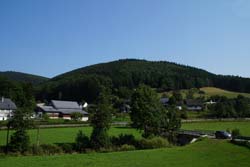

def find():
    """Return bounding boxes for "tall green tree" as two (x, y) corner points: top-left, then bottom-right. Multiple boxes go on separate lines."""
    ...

(160, 108), (181, 143)
(9, 107), (35, 153)
(130, 85), (181, 140)
(130, 85), (163, 137)
(169, 91), (183, 105)
(8, 83), (36, 153)
(90, 89), (113, 149)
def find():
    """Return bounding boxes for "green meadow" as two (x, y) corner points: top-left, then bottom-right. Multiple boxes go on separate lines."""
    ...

(0, 121), (250, 146)
(0, 139), (249, 167)
(0, 126), (140, 145)
(161, 87), (250, 99)
(182, 121), (250, 136)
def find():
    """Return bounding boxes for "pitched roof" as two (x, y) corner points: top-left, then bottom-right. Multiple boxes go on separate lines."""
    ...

(185, 99), (203, 106)
(38, 100), (88, 115)
(0, 98), (17, 110)
(160, 98), (169, 104)
(51, 100), (81, 109)
(39, 105), (58, 113)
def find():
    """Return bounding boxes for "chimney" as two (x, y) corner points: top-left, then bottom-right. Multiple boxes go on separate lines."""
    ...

(1, 97), (4, 103)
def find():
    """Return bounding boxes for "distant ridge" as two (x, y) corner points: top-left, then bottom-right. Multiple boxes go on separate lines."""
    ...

(36, 59), (250, 102)
(0, 71), (49, 85)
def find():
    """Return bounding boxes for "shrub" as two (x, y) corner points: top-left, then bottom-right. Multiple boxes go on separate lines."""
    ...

(60, 143), (74, 153)
(231, 140), (250, 149)
(90, 128), (110, 149)
(138, 137), (169, 149)
(232, 129), (241, 138)
(30, 145), (43, 155)
(9, 130), (30, 153)
(119, 144), (136, 151)
(71, 112), (83, 121)
(180, 111), (188, 119)
(75, 130), (90, 152)
(0, 146), (5, 153)
(40, 144), (62, 155)
(42, 113), (49, 121)
(111, 134), (137, 146)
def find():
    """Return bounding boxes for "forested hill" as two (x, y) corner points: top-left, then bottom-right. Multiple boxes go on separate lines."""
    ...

(0, 71), (49, 85)
(36, 59), (250, 103)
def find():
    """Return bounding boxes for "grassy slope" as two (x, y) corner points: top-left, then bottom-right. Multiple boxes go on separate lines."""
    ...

(0, 139), (249, 167)
(161, 87), (250, 99)
(200, 87), (250, 98)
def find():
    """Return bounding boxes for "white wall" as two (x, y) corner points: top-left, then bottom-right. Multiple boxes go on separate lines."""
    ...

(0, 109), (13, 121)
(81, 117), (89, 122)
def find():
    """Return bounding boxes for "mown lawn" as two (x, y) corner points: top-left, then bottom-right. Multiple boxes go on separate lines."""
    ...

(182, 121), (250, 136)
(0, 127), (140, 145)
(0, 121), (249, 146)
(0, 139), (249, 167)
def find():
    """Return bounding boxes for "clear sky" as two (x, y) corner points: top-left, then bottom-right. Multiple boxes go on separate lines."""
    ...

(0, 0), (250, 78)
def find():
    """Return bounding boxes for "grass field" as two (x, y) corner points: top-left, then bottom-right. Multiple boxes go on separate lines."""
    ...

(182, 121), (250, 136)
(0, 127), (140, 146)
(200, 87), (250, 98)
(0, 139), (249, 167)
(161, 87), (250, 99)
(0, 121), (249, 146)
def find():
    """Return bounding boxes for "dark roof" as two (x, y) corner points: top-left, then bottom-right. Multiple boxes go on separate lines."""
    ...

(185, 99), (203, 106)
(0, 98), (17, 110)
(38, 100), (88, 115)
(52, 100), (80, 109)
(38, 106), (58, 113)
(160, 98), (169, 104)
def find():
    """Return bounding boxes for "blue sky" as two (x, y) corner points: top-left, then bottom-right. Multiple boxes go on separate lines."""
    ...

(0, 0), (250, 78)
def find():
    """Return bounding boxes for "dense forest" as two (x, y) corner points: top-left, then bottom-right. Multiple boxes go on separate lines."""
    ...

(0, 76), (35, 108)
(34, 59), (250, 103)
(0, 71), (49, 85)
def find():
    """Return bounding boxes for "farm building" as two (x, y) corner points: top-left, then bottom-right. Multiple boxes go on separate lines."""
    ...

(36, 100), (88, 121)
(160, 98), (169, 106)
(185, 99), (203, 111)
(0, 97), (17, 121)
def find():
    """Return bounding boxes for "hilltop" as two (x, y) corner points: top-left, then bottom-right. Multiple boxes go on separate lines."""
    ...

(0, 71), (49, 85)
(36, 59), (250, 102)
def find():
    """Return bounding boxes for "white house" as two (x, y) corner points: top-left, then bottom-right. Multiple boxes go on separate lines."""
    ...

(0, 97), (17, 121)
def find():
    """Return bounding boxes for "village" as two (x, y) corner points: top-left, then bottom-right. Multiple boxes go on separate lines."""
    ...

(1, 0), (250, 166)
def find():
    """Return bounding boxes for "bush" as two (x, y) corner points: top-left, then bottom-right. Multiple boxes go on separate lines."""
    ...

(138, 137), (169, 149)
(231, 140), (250, 149)
(40, 144), (63, 155)
(30, 145), (44, 155)
(42, 113), (49, 121)
(0, 146), (6, 154)
(75, 130), (90, 152)
(9, 130), (30, 153)
(111, 134), (137, 146)
(232, 129), (241, 138)
(180, 111), (188, 119)
(119, 144), (136, 151)
(90, 128), (110, 149)
(71, 112), (83, 121)
(60, 143), (74, 153)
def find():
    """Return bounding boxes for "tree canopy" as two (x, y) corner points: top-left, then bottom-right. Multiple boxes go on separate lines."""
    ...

(35, 59), (250, 103)
(130, 85), (181, 139)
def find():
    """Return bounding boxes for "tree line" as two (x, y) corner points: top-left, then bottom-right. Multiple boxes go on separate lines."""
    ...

(1, 84), (181, 155)
(35, 59), (250, 104)
(208, 95), (250, 118)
